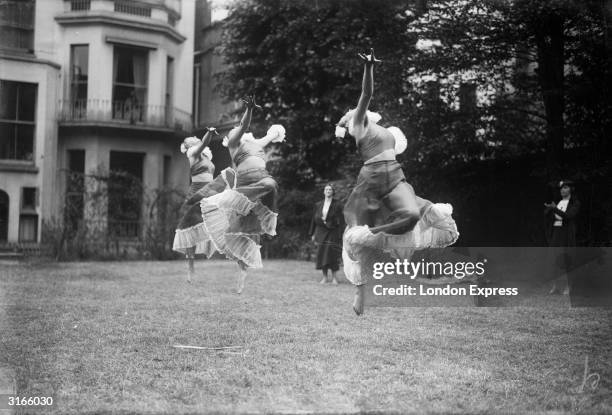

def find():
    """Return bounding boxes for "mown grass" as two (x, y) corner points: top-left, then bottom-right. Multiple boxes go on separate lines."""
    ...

(0, 259), (611, 414)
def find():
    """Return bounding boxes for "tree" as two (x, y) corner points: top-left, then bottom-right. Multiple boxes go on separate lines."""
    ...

(402, 0), (610, 179)
(216, 0), (611, 245)
(217, 0), (411, 187)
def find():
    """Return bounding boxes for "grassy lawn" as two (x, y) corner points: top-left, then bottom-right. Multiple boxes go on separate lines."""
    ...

(1, 259), (611, 414)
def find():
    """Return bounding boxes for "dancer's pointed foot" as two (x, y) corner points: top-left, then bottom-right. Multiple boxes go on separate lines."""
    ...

(331, 278), (339, 285)
(353, 285), (365, 316)
(187, 271), (193, 284)
(319, 277), (327, 284)
(548, 284), (559, 295)
(563, 286), (570, 295)
(236, 269), (247, 294)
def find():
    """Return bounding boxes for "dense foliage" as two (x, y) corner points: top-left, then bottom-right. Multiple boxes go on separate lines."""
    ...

(217, 0), (611, 245)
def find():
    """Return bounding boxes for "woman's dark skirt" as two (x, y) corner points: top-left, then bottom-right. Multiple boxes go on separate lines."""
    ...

(315, 238), (341, 271)
(173, 176), (230, 255)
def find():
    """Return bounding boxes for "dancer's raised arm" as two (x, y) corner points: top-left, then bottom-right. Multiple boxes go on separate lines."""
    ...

(227, 96), (259, 148)
(353, 48), (381, 128)
(188, 127), (218, 159)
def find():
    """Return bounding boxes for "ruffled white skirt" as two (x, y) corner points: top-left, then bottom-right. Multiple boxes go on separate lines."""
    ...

(342, 203), (459, 285)
(196, 168), (278, 268)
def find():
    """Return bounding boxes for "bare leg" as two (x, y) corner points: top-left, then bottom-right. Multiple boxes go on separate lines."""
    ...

(370, 182), (421, 235)
(353, 284), (365, 315)
(185, 247), (195, 283)
(236, 260), (247, 294)
(320, 268), (328, 284)
(561, 273), (570, 295)
(331, 270), (339, 285)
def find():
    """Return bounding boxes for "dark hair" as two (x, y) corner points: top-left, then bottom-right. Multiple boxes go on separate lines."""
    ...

(324, 183), (335, 196)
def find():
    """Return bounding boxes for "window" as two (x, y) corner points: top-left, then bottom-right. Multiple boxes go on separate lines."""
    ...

(167, 14), (176, 27)
(70, 45), (89, 117)
(65, 150), (85, 232)
(112, 46), (148, 122)
(0, 80), (36, 161)
(163, 155), (171, 186)
(165, 56), (174, 125)
(19, 186), (37, 242)
(18, 214), (37, 242)
(0, 0), (35, 52)
(0, 190), (8, 242)
(108, 151), (144, 238)
(159, 155), (172, 223)
(21, 187), (37, 211)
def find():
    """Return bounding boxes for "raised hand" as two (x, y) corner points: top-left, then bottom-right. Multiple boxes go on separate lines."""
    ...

(242, 95), (262, 110)
(358, 48), (382, 65)
(204, 127), (219, 135)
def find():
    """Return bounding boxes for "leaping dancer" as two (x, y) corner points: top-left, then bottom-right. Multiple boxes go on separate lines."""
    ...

(172, 127), (220, 283)
(198, 96), (286, 293)
(338, 49), (459, 315)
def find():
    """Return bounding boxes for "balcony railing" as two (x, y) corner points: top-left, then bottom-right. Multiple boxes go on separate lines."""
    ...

(108, 220), (141, 238)
(82, 219), (142, 239)
(58, 99), (192, 132)
(70, 0), (91, 11)
(114, 0), (152, 17)
(61, 0), (182, 28)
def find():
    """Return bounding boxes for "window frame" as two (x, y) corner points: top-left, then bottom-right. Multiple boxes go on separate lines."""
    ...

(0, 0), (36, 53)
(0, 80), (37, 162)
(70, 44), (89, 116)
(111, 45), (149, 123)
(18, 213), (38, 242)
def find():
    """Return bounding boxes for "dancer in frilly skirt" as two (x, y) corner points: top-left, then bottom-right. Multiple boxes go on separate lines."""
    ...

(337, 49), (459, 315)
(198, 96), (286, 293)
(173, 127), (224, 283)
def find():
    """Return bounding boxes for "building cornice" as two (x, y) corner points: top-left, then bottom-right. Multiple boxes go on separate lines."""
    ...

(55, 12), (186, 43)
(194, 45), (215, 57)
(201, 20), (224, 34)
(0, 51), (61, 70)
(0, 161), (39, 174)
(58, 120), (188, 136)
(106, 36), (158, 50)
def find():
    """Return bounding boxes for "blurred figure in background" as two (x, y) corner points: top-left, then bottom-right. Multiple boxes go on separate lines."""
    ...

(172, 127), (219, 283)
(545, 180), (580, 295)
(309, 184), (344, 285)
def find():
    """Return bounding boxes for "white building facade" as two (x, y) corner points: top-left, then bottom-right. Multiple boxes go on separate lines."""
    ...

(0, 0), (195, 245)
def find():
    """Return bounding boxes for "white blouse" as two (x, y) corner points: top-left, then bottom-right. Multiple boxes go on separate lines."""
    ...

(554, 199), (569, 227)
(321, 198), (332, 221)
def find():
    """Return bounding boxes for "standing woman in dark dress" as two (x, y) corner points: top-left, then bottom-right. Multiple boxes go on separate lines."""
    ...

(309, 184), (344, 285)
(544, 180), (580, 294)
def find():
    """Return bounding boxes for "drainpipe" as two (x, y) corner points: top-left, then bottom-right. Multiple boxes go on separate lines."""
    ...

(193, 62), (200, 128)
